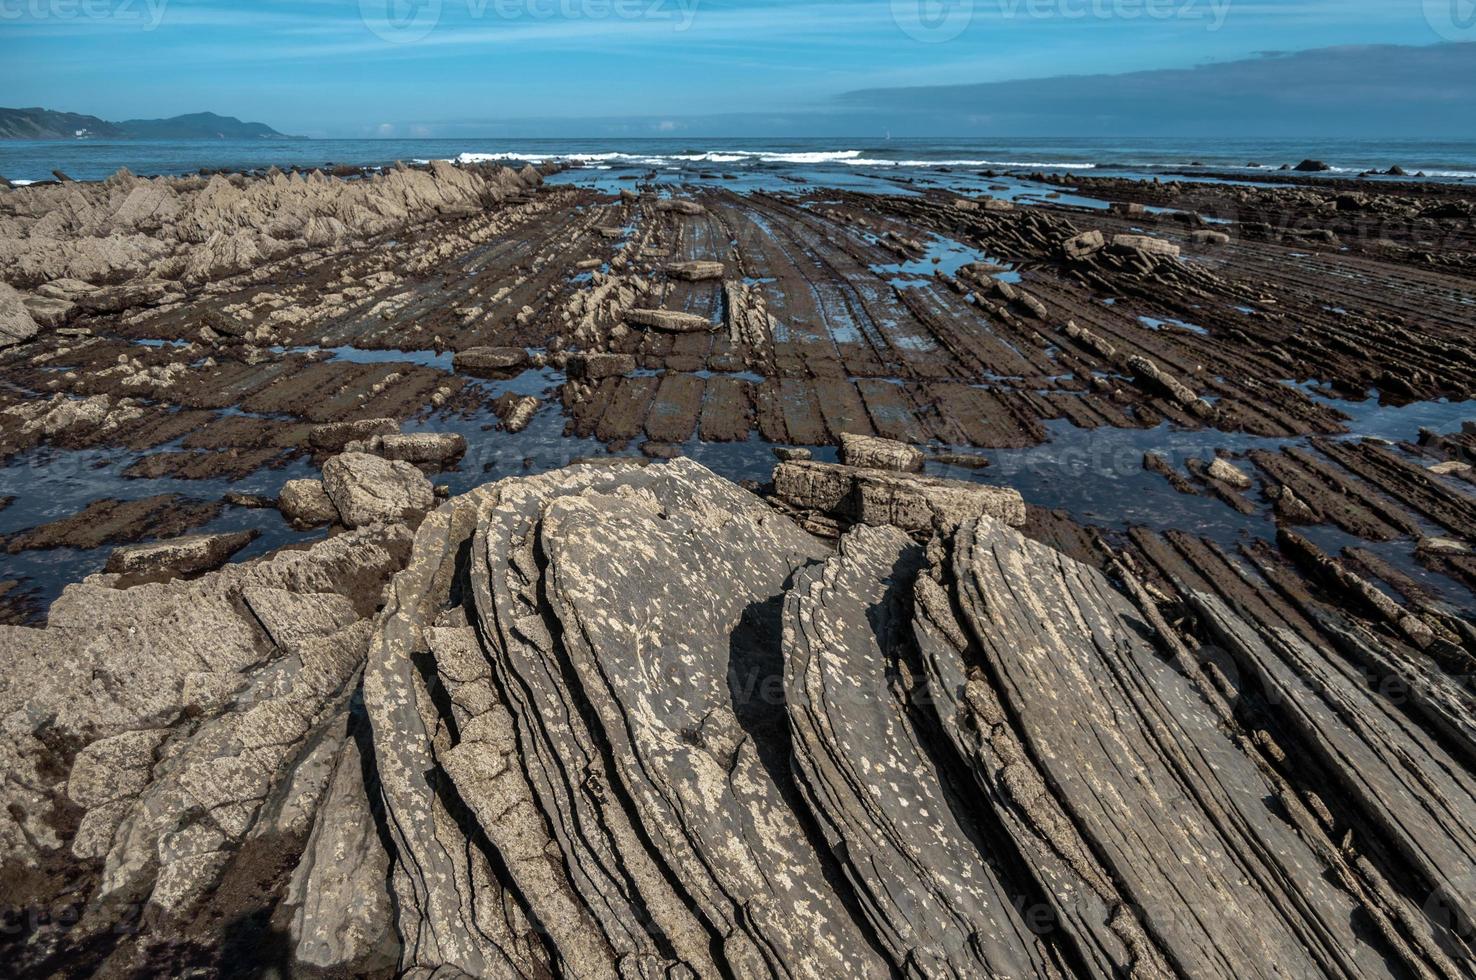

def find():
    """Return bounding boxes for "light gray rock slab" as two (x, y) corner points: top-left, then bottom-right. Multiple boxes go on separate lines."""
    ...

(953, 516), (1398, 979)
(541, 469), (889, 978)
(783, 523), (1062, 977)
(773, 459), (1025, 533)
(287, 734), (397, 972)
(468, 460), (719, 977)
(243, 586), (360, 653)
(99, 620), (373, 913)
(322, 451), (434, 528)
(362, 486), (551, 978)
(104, 529), (257, 577)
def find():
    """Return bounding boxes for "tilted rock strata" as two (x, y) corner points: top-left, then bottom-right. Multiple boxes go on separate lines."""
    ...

(782, 524), (1064, 977)
(540, 471), (886, 977)
(0, 160), (548, 294)
(947, 518), (1400, 978)
(0, 520), (412, 973)
(2, 459), (1471, 977)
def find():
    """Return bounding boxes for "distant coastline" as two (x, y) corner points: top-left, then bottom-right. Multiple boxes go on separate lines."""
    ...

(0, 107), (299, 141)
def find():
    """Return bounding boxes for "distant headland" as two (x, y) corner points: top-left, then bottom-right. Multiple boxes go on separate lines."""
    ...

(0, 108), (299, 141)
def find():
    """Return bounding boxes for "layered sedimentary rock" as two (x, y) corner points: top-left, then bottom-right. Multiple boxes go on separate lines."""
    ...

(773, 458), (1026, 532)
(0, 160), (547, 293)
(0, 520), (413, 974)
(784, 524), (1062, 976)
(4, 458), (1473, 978)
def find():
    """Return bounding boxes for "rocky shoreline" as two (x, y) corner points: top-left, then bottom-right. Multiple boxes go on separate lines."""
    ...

(0, 159), (1474, 976)
(3, 444), (1474, 976)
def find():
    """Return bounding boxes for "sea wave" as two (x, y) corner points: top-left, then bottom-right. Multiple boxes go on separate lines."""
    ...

(840, 158), (1096, 169)
(437, 151), (1472, 178)
(1292, 165), (1476, 179)
(449, 149), (1095, 170)
(455, 149), (869, 165)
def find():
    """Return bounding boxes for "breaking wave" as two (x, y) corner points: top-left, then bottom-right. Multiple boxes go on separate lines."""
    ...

(450, 149), (1095, 170)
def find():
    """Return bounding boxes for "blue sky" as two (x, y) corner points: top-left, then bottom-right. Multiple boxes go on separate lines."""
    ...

(1, 0), (1468, 135)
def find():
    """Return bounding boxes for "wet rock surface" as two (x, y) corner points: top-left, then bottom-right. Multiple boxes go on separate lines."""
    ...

(2, 166), (1473, 620)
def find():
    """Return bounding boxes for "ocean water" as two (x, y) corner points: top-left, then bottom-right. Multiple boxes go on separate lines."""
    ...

(4, 136), (1476, 185)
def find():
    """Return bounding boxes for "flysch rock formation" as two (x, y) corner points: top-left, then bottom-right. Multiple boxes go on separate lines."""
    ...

(783, 525), (1063, 977)
(3, 452), (1474, 978)
(0, 160), (548, 299)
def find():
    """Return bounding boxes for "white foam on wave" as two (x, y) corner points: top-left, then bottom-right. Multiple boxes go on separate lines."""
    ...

(1287, 164), (1476, 179)
(842, 158), (1096, 169)
(451, 148), (1097, 169)
(442, 151), (1468, 179)
(9, 179), (38, 186)
(456, 149), (869, 166)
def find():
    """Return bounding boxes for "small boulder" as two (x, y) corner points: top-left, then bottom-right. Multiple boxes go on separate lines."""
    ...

(105, 530), (259, 578)
(279, 479), (339, 527)
(309, 418), (399, 454)
(494, 393), (540, 433)
(838, 433), (924, 473)
(224, 491), (276, 510)
(1272, 486), (1319, 524)
(1294, 159), (1332, 172)
(368, 432), (467, 467)
(1061, 230), (1105, 260)
(1207, 457), (1254, 490)
(626, 309), (715, 333)
(928, 452), (989, 470)
(321, 453), (435, 528)
(1190, 230), (1231, 246)
(1418, 536), (1470, 556)
(1430, 460), (1473, 481)
(640, 441), (683, 459)
(564, 352), (635, 380)
(1110, 235), (1181, 260)
(453, 347), (529, 375)
(666, 261), (725, 281)
(773, 460), (1024, 534)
